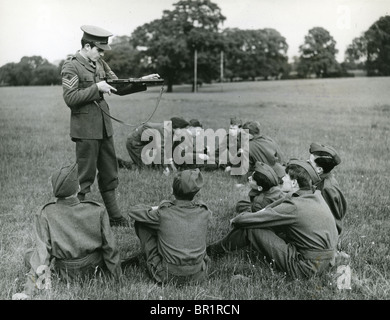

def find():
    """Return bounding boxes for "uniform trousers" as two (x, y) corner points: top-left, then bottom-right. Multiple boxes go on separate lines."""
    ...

(218, 228), (334, 279)
(134, 222), (208, 285)
(75, 136), (119, 195)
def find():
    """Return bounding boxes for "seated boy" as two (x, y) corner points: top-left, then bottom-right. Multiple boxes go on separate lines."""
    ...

(235, 161), (285, 213)
(309, 142), (347, 235)
(241, 120), (286, 175)
(207, 159), (339, 279)
(12, 163), (122, 300)
(125, 169), (212, 285)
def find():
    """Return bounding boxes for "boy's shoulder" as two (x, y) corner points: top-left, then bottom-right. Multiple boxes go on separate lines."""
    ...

(158, 200), (175, 208)
(81, 199), (105, 207)
(158, 199), (209, 210)
(193, 200), (209, 210)
(38, 201), (56, 212)
(80, 200), (106, 211)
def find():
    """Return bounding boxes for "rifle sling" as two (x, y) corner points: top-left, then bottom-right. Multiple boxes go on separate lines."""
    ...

(93, 84), (164, 127)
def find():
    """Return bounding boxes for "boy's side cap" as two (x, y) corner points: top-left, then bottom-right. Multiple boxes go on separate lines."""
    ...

(51, 163), (79, 198)
(254, 161), (279, 186)
(287, 158), (321, 184)
(309, 142), (341, 165)
(175, 169), (204, 194)
(170, 117), (190, 130)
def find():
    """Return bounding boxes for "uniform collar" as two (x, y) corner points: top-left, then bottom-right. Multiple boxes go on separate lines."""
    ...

(75, 51), (96, 72)
(292, 188), (315, 197)
(56, 196), (80, 206)
(173, 199), (195, 206)
(319, 172), (332, 180)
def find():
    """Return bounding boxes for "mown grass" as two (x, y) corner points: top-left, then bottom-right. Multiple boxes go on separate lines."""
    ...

(0, 77), (389, 300)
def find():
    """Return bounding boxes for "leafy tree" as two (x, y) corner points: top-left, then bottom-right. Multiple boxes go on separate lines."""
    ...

(221, 28), (289, 81)
(344, 16), (390, 76)
(0, 56), (61, 86)
(0, 63), (17, 85)
(298, 27), (341, 78)
(260, 28), (289, 79)
(364, 15), (390, 76)
(344, 36), (367, 69)
(130, 0), (226, 92)
(31, 63), (61, 85)
(103, 36), (144, 78)
(222, 28), (265, 81)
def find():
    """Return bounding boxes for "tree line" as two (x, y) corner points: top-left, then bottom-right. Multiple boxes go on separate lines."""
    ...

(0, 0), (389, 91)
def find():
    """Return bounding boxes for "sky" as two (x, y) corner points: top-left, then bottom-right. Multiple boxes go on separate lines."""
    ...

(0, 0), (389, 67)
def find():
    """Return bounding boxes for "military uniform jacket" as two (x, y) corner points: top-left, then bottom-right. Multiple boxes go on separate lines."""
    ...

(248, 186), (284, 212)
(248, 134), (286, 172)
(128, 122), (167, 147)
(315, 172), (347, 234)
(24, 197), (121, 295)
(231, 190), (338, 253)
(129, 199), (212, 267)
(127, 122), (171, 165)
(61, 52), (118, 139)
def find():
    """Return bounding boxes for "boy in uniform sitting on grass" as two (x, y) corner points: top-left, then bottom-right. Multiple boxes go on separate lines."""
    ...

(207, 159), (339, 279)
(124, 169), (212, 285)
(309, 142), (347, 235)
(12, 163), (122, 300)
(235, 161), (285, 213)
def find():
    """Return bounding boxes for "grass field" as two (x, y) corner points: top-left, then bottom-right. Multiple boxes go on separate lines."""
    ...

(0, 77), (389, 300)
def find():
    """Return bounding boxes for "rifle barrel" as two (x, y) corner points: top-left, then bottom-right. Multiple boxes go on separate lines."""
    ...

(107, 78), (164, 85)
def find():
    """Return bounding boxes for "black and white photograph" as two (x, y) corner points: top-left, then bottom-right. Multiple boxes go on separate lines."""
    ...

(0, 0), (389, 308)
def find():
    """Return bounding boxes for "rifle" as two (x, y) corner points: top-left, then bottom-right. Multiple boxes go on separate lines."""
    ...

(106, 78), (164, 96)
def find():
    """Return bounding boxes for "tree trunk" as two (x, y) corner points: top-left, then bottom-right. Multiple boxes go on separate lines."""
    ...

(167, 79), (173, 93)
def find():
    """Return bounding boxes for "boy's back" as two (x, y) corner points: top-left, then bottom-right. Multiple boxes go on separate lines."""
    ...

(157, 199), (211, 266)
(128, 168), (211, 284)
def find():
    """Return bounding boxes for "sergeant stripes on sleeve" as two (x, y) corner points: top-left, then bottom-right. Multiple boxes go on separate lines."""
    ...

(62, 75), (78, 89)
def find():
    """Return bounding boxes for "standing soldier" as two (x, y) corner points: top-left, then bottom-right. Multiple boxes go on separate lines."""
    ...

(61, 25), (158, 226)
(61, 25), (126, 226)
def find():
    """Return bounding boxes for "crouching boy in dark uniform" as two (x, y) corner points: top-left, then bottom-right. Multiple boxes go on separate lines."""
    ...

(12, 163), (122, 300)
(126, 169), (212, 285)
(207, 159), (339, 279)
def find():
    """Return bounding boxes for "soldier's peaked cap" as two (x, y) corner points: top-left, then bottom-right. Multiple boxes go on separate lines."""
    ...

(81, 25), (112, 50)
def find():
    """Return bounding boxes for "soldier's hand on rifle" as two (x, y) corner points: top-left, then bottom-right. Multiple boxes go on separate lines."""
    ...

(140, 74), (161, 80)
(96, 81), (117, 95)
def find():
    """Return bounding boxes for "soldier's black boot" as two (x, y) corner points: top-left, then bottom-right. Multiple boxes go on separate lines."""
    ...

(206, 239), (227, 257)
(101, 189), (129, 227)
